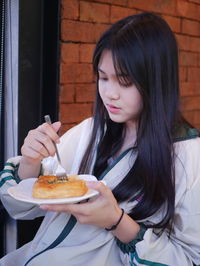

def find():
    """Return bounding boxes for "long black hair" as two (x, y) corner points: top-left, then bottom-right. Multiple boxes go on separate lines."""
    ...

(79, 12), (182, 229)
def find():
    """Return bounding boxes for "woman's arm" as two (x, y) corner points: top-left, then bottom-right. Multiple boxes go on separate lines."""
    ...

(39, 138), (200, 265)
(39, 181), (140, 243)
(110, 211), (140, 243)
(0, 156), (46, 219)
(121, 138), (200, 265)
(0, 118), (93, 219)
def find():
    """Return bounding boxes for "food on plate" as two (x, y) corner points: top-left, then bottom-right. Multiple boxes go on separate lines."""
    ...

(32, 175), (88, 199)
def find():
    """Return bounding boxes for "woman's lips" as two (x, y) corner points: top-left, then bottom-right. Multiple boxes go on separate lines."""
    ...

(107, 104), (121, 113)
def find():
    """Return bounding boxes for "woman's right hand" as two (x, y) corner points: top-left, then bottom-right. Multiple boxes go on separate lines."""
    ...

(19, 121), (61, 179)
(21, 121), (61, 163)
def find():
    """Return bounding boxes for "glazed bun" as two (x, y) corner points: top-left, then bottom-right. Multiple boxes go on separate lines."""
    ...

(32, 175), (88, 199)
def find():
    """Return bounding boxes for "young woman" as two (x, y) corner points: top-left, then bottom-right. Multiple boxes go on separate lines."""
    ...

(1, 12), (200, 266)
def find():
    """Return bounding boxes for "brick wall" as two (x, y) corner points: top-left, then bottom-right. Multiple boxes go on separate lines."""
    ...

(60, 0), (200, 134)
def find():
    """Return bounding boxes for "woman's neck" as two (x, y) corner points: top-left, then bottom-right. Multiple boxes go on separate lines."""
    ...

(124, 120), (137, 146)
(114, 121), (137, 158)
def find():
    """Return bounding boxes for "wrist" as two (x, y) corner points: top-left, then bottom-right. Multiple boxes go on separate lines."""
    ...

(21, 156), (41, 166)
(111, 213), (140, 243)
(105, 208), (125, 231)
(18, 157), (41, 179)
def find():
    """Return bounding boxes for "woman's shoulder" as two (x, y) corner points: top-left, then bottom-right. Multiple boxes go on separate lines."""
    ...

(60, 117), (93, 140)
(173, 121), (200, 143)
(174, 135), (200, 191)
(67, 117), (93, 132)
(173, 121), (200, 155)
(174, 136), (200, 160)
(173, 121), (200, 160)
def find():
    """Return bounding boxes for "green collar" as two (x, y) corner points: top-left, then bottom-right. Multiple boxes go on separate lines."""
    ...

(173, 123), (200, 142)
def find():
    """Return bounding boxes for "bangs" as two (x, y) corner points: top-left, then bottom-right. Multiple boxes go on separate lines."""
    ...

(112, 48), (137, 88)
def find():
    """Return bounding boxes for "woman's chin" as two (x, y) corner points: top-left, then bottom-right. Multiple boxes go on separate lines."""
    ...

(108, 114), (125, 123)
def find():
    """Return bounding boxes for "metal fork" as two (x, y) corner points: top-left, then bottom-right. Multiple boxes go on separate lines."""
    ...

(44, 115), (67, 176)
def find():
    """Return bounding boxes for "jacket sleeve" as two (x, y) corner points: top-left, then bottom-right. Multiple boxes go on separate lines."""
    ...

(0, 156), (46, 220)
(118, 138), (200, 266)
(0, 118), (93, 220)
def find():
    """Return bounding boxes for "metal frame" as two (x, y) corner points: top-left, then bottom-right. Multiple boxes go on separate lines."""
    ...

(3, 0), (19, 254)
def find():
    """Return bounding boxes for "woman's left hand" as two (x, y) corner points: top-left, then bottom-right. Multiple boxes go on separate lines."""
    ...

(40, 181), (122, 229)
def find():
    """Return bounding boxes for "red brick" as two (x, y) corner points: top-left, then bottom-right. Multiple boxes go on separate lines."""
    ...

(59, 0), (200, 131)
(61, 0), (79, 20)
(180, 82), (200, 96)
(182, 110), (200, 125)
(94, 0), (129, 3)
(188, 0), (200, 4)
(128, 0), (176, 15)
(179, 67), (187, 82)
(111, 0), (129, 6)
(179, 51), (199, 66)
(60, 103), (93, 123)
(176, 34), (189, 51)
(88, 0), (112, 3)
(93, 23), (110, 42)
(61, 43), (79, 63)
(176, 34), (200, 52)
(177, 0), (200, 21)
(60, 63), (93, 84)
(195, 124), (200, 130)
(181, 95), (200, 111)
(59, 123), (77, 136)
(61, 20), (95, 43)
(182, 19), (200, 36)
(80, 2), (110, 23)
(111, 5), (137, 23)
(186, 37), (200, 53)
(60, 84), (75, 103)
(80, 44), (95, 63)
(188, 67), (200, 82)
(76, 83), (96, 102)
(162, 15), (181, 33)
(91, 0), (131, 4)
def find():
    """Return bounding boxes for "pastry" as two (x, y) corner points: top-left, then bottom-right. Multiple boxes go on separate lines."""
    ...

(32, 175), (88, 199)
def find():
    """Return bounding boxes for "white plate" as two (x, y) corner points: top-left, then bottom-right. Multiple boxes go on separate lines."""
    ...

(8, 175), (99, 205)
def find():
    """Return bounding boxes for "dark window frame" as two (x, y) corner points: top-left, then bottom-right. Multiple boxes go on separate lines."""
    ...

(18, 0), (60, 248)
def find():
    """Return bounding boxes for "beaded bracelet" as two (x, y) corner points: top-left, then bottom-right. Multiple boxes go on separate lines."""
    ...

(105, 208), (125, 231)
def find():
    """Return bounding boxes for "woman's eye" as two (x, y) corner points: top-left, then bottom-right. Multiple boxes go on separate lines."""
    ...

(117, 74), (133, 88)
(118, 78), (133, 88)
(120, 82), (133, 88)
(99, 77), (108, 81)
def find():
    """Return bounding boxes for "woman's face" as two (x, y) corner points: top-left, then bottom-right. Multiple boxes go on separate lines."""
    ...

(98, 49), (143, 126)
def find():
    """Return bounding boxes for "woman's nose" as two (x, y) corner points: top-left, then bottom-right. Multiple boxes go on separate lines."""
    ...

(105, 82), (120, 100)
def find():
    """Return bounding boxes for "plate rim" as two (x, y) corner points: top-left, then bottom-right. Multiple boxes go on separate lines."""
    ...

(7, 175), (99, 205)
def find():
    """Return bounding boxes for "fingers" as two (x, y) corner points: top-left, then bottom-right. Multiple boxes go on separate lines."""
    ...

(40, 203), (88, 216)
(86, 181), (109, 196)
(39, 182), (112, 215)
(22, 129), (55, 159)
(40, 203), (90, 225)
(21, 121), (61, 162)
(52, 121), (61, 135)
(38, 122), (61, 144)
(39, 182), (120, 227)
(21, 140), (47, 161)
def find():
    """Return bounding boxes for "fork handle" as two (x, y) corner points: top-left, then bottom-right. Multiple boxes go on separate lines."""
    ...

(44, 115), (62, 164)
